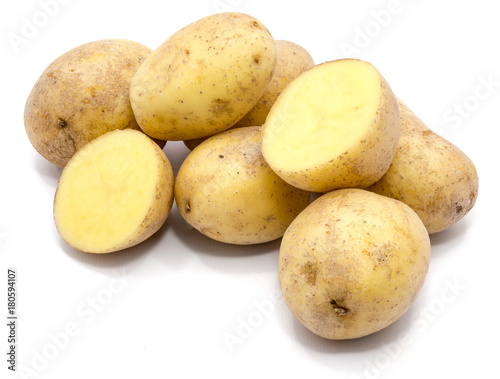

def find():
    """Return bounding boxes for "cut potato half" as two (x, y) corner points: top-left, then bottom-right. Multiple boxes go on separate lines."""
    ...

(262, 58), (400, 192)
(54, 129), (174, 253)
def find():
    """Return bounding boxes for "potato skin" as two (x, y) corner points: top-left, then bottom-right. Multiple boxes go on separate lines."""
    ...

(367, 100), (479, 234)
(261, 59), (401, 193)
(24, 39), (155, 167)
(174, 126), (310, 245)
(279, 189), (430, 340)
(129, 12), (277, 141)
(233, 40), (315, 128)
(182, 40), (314, 151)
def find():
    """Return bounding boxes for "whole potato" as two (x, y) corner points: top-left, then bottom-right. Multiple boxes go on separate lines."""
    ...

(279, 189), (431, 340)
(130, 12), (277, 141)
(367, 99), (479, 234)
(24, 39), (155, 167)
(262, 58), (400, 192)
(174, 126), (310, 245)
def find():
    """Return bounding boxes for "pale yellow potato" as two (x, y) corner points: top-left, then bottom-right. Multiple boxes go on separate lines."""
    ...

(279, 189), (431, 340)
(233, 40), (315, 128)
(367, 99), (479, 234)
(262, 58), (400, 193)
(182, 39), (315, 151)
(130, 12), (277, 141)
(174, 126), (310, 245)
(54, 129), (174, 254)
(25, 39), (158, 167)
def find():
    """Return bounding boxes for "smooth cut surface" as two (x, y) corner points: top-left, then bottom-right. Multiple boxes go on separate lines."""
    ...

(263, 59), (381, 172)
(54, 130), (166, 253)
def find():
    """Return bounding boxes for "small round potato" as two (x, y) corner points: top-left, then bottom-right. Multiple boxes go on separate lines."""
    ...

(24, 39), (155, 167)
(279, 189), (431, 340)
(174, 126), (311, 245)
(130, 12), (277, 141)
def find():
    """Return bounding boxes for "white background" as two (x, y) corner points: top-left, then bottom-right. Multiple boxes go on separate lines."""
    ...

(1, 1), (498, 378)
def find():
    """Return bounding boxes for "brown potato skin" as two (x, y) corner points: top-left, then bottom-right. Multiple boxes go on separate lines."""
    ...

(367, 99), (479, 234)
(25, 39), (157, 167)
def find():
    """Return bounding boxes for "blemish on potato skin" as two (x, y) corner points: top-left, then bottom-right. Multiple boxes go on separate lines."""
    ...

(300, 262), (318, 285)
(330, 300), (348, 316)
(209, 98), (233, 116)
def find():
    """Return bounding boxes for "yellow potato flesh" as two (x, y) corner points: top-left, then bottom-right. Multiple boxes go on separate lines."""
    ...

(54, 129), (171, 253)
(263, 59), (381, 172)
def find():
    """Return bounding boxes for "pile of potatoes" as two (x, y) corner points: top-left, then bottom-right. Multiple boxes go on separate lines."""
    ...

(25, 12), (478, 340)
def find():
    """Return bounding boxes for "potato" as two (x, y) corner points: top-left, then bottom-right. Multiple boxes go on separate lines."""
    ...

(24, 39), (157, 167)
(174, 126), (310, 245)
(182, 39), (315, 151)
(367, 99), (479, 234)
(233, 40), (315, 128)
(279, 188), (431, 340)
(130, 12), (277, 141)
(262, 58), (400, 193)
(53, 129), (174, 254)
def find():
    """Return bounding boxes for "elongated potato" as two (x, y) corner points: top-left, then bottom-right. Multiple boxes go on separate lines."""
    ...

(24, 39), (156, 167)
(174, 126), (310, 245)
(262, 58), (400, 193)
(279, 189), (431, 340)
(367, 100), (479, 234)
(130, 12), (277, 141)
(54, 129), (174, 254)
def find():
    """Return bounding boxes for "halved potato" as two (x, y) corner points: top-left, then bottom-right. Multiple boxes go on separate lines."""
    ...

(262, 58), (400, 193)
(53, 129), (174, 253)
